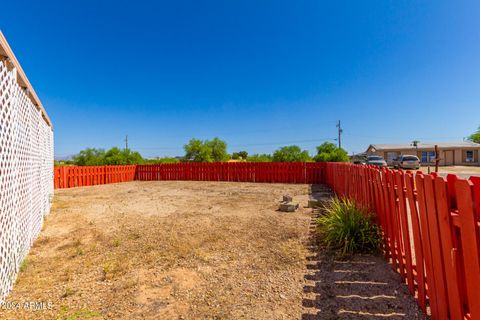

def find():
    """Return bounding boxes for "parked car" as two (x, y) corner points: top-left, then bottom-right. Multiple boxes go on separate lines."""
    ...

(366, 155), (387, 167)
(393, 155), (420, 170)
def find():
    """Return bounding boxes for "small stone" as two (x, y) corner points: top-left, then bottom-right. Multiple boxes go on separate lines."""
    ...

(279, 202), (299, 212)
(283, 195), (293, 202)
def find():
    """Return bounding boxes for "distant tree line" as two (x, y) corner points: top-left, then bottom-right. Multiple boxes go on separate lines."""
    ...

(58, 139), (349, 166)
(183, 139), (348, 163)
(67, 147), (144, 166)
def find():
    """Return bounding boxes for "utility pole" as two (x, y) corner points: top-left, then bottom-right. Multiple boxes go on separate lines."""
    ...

(125, 135), (129, 150)
(336, 120), (343, 148)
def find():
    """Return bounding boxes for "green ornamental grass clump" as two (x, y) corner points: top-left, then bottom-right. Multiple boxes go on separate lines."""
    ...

(317, 197), (382, 255)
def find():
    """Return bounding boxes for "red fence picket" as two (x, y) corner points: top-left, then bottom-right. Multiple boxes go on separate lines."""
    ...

(325, 163), (480, 320)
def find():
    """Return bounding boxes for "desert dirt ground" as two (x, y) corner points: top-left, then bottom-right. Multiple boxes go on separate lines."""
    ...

(2, 181), (425, 319)
(434, 165), (480, 174)
(417, 165), (480, 179)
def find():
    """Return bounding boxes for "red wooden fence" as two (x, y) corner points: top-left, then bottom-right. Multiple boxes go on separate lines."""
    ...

(55, 162), (325, 189)
(325, 163), (480, 320)
(135, 162), (325, 184)
(53, 162), (480, 319)
(54, 165), (136, 188)
(54, 163), (325, 189)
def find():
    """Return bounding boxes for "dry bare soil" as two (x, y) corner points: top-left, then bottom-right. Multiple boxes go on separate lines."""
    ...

(4, 181), (312, 319)
(3, 181), (425, 319)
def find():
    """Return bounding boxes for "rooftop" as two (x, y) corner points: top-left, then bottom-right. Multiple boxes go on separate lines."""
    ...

(368, 141), (480, 151)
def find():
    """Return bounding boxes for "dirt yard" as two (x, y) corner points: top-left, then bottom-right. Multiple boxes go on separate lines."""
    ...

(3, 181), (312, 319)
(2, 181), (425, 319)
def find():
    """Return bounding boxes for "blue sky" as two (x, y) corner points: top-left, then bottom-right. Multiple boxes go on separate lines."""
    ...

(1, 1), (479, 158)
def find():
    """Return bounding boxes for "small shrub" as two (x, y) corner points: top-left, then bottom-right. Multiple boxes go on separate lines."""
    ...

(74, 247), (84, 257)
(111, 239), (121, 247)
(19, 259), (29, 273)
(101, 261), (116, 280)
(317, 197), (381, 255)
(61, 287), (76, 298)
(101, 259), (129, 280)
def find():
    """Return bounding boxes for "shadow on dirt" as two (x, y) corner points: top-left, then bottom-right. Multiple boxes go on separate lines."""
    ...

(301, 185), (427, 320)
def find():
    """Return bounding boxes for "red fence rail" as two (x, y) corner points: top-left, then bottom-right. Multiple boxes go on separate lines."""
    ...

(54, 165), (136, 188)
(325, 162), (480, 320)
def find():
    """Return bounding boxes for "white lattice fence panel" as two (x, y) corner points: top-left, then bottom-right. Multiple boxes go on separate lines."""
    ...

(0, 60), (53, 302)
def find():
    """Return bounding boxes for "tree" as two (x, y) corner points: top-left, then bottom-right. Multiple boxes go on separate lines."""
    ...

(184, 138), (229, 162)
(247, 153), (273, 162)
(468, 126), (480, 143)
(272, 145), (311, 162)
(73, 148), (105, 166)
(231, 151), (248, 160)
(238, 151), (248, 160)
(184, 139), (212, 162)
(103, 147), (124, 165)
(103, 147), (144, 165)
(124, 149), (144, 164)
(207, 138), (229, 162)
(72, 147), (144, 166)
(313, 142), (349, 162)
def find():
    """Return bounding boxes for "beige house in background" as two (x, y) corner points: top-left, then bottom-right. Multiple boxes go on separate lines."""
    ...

(366, 141), (480, 166)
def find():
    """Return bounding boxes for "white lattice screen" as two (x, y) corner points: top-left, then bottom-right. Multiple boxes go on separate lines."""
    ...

(0, 60), (53, 302)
